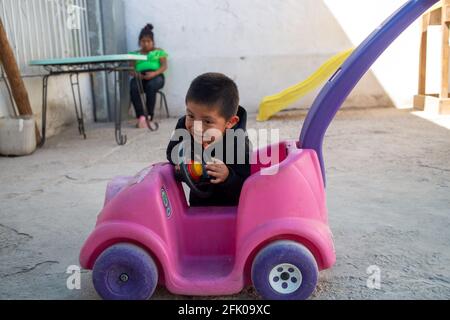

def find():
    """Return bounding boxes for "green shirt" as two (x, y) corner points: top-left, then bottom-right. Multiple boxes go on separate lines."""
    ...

(130, 49), (168, 73)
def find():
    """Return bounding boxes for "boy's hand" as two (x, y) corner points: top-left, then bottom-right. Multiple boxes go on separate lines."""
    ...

(206, 159), (229, 184)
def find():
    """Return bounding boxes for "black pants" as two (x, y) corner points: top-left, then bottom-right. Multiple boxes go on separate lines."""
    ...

(130, 74), (165, 120)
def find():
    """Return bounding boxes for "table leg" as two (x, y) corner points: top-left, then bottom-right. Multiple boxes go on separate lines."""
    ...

(70, 73), (87, 139)
(114, 70), (127, 145)
(39, 75), (50, 147)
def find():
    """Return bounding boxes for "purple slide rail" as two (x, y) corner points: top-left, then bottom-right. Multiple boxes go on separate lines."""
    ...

(299, 0), (439, 186)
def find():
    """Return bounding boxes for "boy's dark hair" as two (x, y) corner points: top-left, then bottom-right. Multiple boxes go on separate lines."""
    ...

(139, 23), (154, 43)
(186, 73), (240, 120)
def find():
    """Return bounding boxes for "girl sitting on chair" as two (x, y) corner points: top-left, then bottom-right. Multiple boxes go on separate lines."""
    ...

(130, 24), (168, 129)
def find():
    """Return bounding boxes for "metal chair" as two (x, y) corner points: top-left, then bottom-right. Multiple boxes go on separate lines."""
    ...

(157, 90), (170, 118)
(129, 89), (170, 121)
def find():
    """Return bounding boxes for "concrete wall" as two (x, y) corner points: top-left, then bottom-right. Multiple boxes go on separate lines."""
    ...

(124, 0), (439, 116)
(0, 74), (94, 138)
(0, 0), (441, 131)
(0, 80), (13, 117)
(323, 0), (441, 108)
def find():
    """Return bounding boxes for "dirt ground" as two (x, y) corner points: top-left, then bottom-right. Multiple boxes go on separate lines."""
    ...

(1, 107), (449, 300)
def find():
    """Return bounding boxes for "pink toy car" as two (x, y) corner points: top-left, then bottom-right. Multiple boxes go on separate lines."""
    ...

(80, 0), (438, 300)
(80, 141), (335, 300)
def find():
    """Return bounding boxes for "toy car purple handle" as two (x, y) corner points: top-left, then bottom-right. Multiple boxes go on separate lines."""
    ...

(299, 0), (439, 186)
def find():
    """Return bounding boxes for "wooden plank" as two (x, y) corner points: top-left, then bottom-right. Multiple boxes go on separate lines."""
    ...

(440, 98), (450, 114)
(415, 94), (450, 115)
(413, 94), (426, 111)
(430, 7), (442, 25)
(446, 5), (450, 22)
(424, 95), (441, 114)
(419, 16), (428, 95)
(441, 2), (449, 99)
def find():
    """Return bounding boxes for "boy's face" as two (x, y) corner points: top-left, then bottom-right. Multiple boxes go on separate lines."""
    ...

(185, 101), (239, 148)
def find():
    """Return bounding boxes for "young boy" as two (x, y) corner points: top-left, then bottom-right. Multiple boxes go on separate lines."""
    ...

(166, 73), (251, 207)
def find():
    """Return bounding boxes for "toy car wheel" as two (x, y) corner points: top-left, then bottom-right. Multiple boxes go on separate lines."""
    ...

(92, 243), (158, 300)
(251, 240), (318, 300)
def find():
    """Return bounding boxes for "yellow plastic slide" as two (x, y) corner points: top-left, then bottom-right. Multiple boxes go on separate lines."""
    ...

(257, 48), (354, 121)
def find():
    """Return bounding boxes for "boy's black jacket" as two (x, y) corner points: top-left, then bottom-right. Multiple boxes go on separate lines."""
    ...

(166, 106), (251, 207)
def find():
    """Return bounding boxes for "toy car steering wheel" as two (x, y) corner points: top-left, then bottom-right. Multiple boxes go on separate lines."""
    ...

(179, 162), (213, 199)
(176, 142), (213, 199)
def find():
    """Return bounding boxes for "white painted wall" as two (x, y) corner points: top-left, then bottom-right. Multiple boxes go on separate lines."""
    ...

(323, 0), (441, 108)
(0, 0), (440, 132)
(124, 0), (440, 116)
(0, 74), (93, 138)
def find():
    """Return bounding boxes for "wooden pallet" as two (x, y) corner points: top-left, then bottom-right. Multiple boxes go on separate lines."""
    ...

(414, 0), (450, 114)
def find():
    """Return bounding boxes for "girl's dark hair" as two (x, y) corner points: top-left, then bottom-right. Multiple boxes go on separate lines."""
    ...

(139, 23), (154, 42)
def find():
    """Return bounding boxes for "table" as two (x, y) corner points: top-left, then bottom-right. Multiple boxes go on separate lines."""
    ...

(30, 54), (159, 146)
